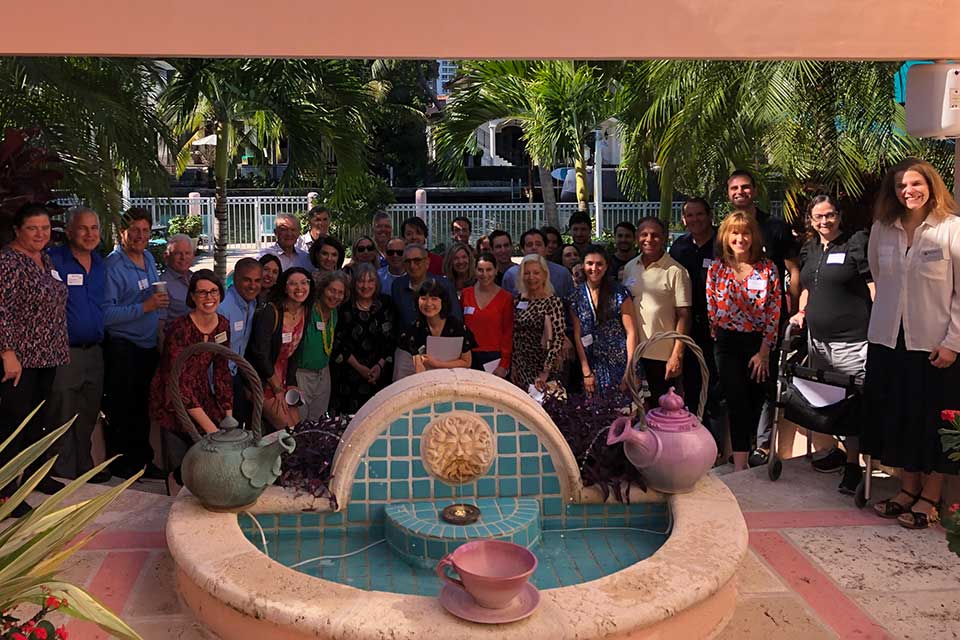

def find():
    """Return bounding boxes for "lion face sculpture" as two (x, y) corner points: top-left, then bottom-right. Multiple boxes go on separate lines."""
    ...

(421, 414), (495, 484)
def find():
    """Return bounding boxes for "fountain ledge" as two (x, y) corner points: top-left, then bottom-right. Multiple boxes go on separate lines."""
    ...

(168, 475), (745, 639)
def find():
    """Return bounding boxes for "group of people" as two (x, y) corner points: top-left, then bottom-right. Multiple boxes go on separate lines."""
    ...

(1, 158), (957, 529)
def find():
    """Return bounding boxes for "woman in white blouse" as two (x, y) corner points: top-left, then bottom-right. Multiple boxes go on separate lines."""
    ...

(864, 158), (960, 530)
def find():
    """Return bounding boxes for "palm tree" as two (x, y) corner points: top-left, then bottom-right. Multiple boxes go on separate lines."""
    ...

(434, 60), (622, 227)
(0, 57), (175, 232)
(160, 59), (371, 280)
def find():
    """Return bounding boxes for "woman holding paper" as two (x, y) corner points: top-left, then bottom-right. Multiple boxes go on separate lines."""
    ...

(398, 279), (477, 376)
(863, 158), (960, 530)
(570, 246), (637, 396)
(246, 267), (312, 429)
(510, 254), (566, 392)
(788, 195), (873, 493)
(707, 212), (781, 471)
(462, 253), (513, 378)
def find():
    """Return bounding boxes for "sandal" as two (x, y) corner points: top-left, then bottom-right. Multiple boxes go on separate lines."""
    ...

(873, 490), (919, 519)
(898, 496), (941, 530)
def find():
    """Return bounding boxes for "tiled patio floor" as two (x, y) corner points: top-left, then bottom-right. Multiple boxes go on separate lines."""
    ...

(20, 458), (960, 639)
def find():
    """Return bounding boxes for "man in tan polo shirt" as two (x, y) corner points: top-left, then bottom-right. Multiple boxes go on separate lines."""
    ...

(622, 216), (693, 405)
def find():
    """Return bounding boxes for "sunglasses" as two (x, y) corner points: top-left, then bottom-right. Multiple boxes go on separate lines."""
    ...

(355, 245), (376, 253)
(386, 249), (404, 256)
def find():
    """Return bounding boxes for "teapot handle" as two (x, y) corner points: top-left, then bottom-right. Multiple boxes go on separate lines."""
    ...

(625, 331), (707, 422)
(169, 342), (264, 442)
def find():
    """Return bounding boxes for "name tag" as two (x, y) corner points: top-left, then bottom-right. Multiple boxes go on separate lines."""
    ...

(50, 270), (62, 281)
(702, 258), (713, 268)
(464, 306), (476, 315)
(581, 334), (594, 347)
(747, 276), (767, 291)
(282, 332), (293, 344)
(138, 278), (149, 291)
(921, 247), (945, 262)
(826, 252), (846, 265)
(214, 331), (228, 344)
(67, 273), (84, 286)
(316, 321), (325, 331)
(233, 320), (244, 332)
(517, 301), (529, 310)
(623, 277), (637, 288)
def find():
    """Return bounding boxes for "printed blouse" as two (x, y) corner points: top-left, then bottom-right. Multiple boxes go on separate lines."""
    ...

(0, 247), (69, 369)
(706, 258), (781, 348)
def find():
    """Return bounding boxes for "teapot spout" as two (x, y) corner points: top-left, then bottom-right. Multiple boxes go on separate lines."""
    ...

(606, 416), (657, 467)
(241, 431), (297, 489)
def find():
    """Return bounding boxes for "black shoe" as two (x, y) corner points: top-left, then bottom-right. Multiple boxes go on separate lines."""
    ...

(9, 501), (32, 519)
(838, 463), (863, 495)
(89, 469), (113, 484)
(36, 477), (67, 495)
(141, 463), (166, 481)
(812, 447), (846, 473)
(748, 448), (769, 468)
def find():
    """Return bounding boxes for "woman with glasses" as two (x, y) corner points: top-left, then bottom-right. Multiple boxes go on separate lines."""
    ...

(789, 195), (873, 494)
(331, 263), (398, 414)
(149, 270), (232, 487)
(345, 235), (379, 278)
(443, 242), (476, 293)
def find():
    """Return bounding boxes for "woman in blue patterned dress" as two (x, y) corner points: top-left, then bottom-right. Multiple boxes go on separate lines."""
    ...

(569, 245), (638, 396)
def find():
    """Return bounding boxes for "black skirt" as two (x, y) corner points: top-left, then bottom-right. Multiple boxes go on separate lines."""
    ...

(862, 331), (960, 474)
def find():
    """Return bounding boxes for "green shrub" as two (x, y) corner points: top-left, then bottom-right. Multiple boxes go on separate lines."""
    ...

(167, 214), (203, 238)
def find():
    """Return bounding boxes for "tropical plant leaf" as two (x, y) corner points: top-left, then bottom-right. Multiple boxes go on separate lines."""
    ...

(20, 581), (141, 640)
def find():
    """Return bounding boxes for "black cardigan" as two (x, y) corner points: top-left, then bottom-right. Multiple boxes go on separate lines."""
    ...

(245, 302), (301, 387)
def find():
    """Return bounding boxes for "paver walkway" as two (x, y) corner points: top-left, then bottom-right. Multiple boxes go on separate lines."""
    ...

(21, 458), (960, 639)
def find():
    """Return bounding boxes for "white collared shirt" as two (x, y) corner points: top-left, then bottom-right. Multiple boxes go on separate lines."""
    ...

(867, 215), (960, 352)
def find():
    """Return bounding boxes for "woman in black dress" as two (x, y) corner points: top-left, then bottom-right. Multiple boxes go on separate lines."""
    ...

(865, 158), (960, 529)
(330, 263), (397, 415)
(397, 279), (476, 378)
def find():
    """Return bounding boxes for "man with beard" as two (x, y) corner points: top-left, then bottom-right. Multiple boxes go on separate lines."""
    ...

(609, 221), (637, 281)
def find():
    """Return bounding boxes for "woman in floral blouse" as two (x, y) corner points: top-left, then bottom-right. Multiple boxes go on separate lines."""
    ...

(707, 212), (781, 471)
(511, 254), (566, 392)
(149, 270), (233, 487)
(0, 203), (69, 516)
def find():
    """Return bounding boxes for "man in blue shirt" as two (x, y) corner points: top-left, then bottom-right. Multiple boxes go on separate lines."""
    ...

(218, 257), (261, 426)
(45, 208), (112, 485)
(391, 244), (462, 333)
(159, 234), (195, 324)
(378, 237), (406, 295)
(258, 213), (312, 271)
(501, 229), (574, 300)
(102, 207), (169, 479)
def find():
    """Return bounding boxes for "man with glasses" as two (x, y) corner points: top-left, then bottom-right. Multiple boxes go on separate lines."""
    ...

(391, 243), (461, 332)
(296, 205), (331, 253)
(378, 237), (407, 294)
(400, 216), (444, 276)
(259, 213), (312, 272)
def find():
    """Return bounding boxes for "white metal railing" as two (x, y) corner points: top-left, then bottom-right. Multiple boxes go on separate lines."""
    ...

(53, 195), (784, 251)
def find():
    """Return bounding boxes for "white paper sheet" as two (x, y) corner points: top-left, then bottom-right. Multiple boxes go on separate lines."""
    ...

(527, 384), (545, 404)
(793, 377), (846, 408)
(483, 358), (501, 373)
(427, 335), (464, 361)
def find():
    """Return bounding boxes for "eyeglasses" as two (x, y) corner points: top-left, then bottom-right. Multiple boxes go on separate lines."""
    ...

(811, 211), (839, 222)
(194, 289), (220, 299)
(355, 245), (375, 253)
(386, 249), (404, 257)
(404, 257), (427, 265)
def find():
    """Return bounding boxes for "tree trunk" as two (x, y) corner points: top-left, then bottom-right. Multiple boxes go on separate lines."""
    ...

(213, 120), (231, 282)
(538, 165), (560, 228)
(658, 163), (674, 229)
(575, 152), (589, 212)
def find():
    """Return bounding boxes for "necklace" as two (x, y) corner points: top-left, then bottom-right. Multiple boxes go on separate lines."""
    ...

(317, 305), (335, 356)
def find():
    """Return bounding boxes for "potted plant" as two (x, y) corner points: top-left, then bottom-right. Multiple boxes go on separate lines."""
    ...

(939, 410), (960, 558)
(0, 407), (143, 639)
(166, 214), (203, 251)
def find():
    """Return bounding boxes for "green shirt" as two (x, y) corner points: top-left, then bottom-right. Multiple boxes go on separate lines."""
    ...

(297, 304), (337, 371)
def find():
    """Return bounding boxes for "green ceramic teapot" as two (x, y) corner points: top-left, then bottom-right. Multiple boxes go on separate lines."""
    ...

(169, 341), (296, 510)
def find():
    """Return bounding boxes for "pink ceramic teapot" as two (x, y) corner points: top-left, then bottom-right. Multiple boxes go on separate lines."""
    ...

(606, 332), (717, 494)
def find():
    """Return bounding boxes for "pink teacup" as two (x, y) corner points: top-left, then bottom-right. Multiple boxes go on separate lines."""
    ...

(436, 540), (537, 609)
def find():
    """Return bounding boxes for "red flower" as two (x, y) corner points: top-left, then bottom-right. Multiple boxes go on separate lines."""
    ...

(44, 596), (60, 610)
(941, 409), (959, 423)
(33, 627), (48, 640)
(950, 503), (960, 513)
(11, 632), (27, 640)
(55, 626), (68, 640)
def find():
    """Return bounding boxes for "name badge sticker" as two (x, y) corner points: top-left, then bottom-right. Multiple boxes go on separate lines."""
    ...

(826, 252), (846, 265)
(282, 332), (293, 344)
(517, 301), (529, 310)
(233, 320), (244, 332)
(138, 278), (149, 291)
(316, 321), (325, 331)
(581, 334), (594, 347)
(702, 258), (713, 269)
(214, 331), (228, 344)
(747, 275), (767, 291)
(50, 270), (62, 282)
(921, 247), (945, 262)
(464, 306), (476, 315)
(623, 277), (637, 288)
(67, 273), (84, 286)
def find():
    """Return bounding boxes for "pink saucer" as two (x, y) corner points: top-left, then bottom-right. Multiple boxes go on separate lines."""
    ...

(438, 582), (540, 624)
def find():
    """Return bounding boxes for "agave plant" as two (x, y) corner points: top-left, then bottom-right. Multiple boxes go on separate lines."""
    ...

(0, 406), (142, 639)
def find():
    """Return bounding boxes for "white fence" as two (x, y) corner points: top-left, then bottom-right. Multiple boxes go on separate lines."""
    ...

(57, 195), (784, 251)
